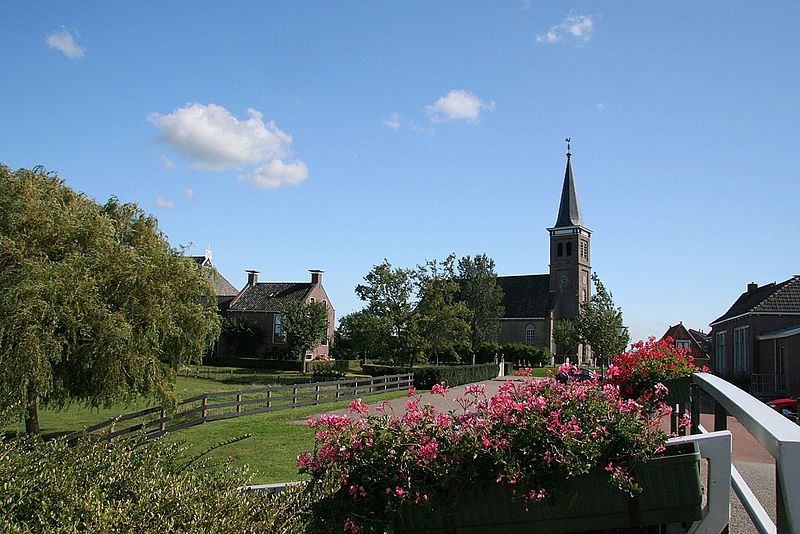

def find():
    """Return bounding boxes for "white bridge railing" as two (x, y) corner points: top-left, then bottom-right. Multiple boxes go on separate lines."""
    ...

(689, 372), (800, 534)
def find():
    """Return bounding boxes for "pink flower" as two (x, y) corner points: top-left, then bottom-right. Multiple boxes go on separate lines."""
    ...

(408, 387), (417, 397)
(465, 383), (486, 397)
(347, 398), (369, 415)
(431, 382), (450, 396)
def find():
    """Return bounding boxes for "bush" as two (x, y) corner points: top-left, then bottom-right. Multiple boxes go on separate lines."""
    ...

(0, 435), (327, 532)
(310, 362), (346, 382)
(500, 343), (551, 366)
(362, 363), (499, 389)
(202, 356), (301, 371)
(307, 359), (362, 375)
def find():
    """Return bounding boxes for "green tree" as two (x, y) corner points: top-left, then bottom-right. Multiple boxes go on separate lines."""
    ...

(280, 300), (329, 365)
(415, 255), (471, 365)
(0, 165), (221, 433)
(334, 310), (393, 361)
(355, 260), (420, 365)
(553, 273), (629, 369)
(457, 254), (505, 351)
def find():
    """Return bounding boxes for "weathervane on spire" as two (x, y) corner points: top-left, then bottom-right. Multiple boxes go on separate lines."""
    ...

(565, 137), (572, 158)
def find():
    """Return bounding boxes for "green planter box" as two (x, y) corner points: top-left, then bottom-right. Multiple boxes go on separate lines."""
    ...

(392, 444), (702, 533)
(662, 376), (691, 408)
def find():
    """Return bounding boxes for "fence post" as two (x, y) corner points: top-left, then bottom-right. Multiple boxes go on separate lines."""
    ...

(160, 408), (166, 432)
(315, 385), (320, 403)
(267, 390), (272, 409)
(236, 393), (242, 414)
(292, 387), (298, 407)
(336, 382), (341, 400)
(202, 395), (208, 419)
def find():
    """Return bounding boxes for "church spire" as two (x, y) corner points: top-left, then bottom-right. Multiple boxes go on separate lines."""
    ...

(554, 139), (584, 228)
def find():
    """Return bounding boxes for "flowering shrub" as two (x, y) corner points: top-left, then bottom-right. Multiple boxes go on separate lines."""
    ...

(299, 373), (668, 532)
(606, 336), (707, 407)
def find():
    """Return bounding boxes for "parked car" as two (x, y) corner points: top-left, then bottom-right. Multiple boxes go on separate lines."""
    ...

(556, 367), (602, 384)
(766, 397), (798, 419)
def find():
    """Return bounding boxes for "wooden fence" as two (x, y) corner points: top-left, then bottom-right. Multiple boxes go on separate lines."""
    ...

(65, 373), (413, 443)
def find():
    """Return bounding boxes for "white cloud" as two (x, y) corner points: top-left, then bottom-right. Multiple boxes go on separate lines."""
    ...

(46, 28), (85, 59)
(383, 112), (401, 130)
(596, 103), (606, 112)
(155, 196), (175, 209)
(537, 14), (596, 43)
(184, 188), (194, 200)
(149, 103), (309, 189)
(425, 90), (494, 124)
(160, 155), (177, 169)
(238, 160), (309, 189)
(148, 103), (293, 170)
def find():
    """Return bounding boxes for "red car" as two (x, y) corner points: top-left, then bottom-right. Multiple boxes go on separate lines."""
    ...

(767, 398), (798, 418)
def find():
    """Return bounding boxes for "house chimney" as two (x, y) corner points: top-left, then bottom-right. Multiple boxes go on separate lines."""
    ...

(310, 269), (323, 285)
(246, 270), (259, 286)
(747, 282), (758, 292)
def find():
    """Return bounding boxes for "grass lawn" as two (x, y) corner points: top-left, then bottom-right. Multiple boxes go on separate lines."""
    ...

(512, 366), (557, 377)
(2, 376), (249, 437)
(169, 390), (408, 484)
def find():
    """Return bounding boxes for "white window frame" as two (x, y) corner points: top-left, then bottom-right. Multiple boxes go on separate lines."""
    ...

(675, 339), (691, 349)
(715, 331), (727, 374)
(733, 326), (749, 373)
(525, 323), (536, 346)
(273, 314), (287, 344)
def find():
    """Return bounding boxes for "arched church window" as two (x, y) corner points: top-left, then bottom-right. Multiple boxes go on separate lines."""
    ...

(525, 324), (536, 345)
(557, 243), (563, 257)
(566, 242), (572, 256)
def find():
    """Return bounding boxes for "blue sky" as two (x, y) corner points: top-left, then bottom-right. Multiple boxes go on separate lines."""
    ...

(2, 2), (799, 344)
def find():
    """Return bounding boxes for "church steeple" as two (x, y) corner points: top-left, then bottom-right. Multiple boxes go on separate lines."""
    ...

(554, 145), (584, 228)
(548, 141), (592, 339)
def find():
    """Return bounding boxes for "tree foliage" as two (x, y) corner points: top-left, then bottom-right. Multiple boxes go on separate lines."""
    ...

(553, 273), (629, 367)
(280, 300), (329, 361)
(415, 255), (471, 364)
(0, 165), (221, 433)
(457, 254), (505, 351)
(347, 254), (503, 366)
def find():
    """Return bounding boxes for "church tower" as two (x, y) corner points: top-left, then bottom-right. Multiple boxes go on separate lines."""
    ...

(547, 143), (591, 322)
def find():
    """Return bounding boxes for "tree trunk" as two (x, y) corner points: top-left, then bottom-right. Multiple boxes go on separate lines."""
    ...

(25, 383), (40, 434)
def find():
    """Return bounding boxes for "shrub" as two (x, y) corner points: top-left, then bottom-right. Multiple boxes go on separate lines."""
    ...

(0, 435), (324, 532)
(202, 356), (301, 371)
(362, 363), (498, 389)
(310, 362), (346, 382)
(500, 343), (551, 366)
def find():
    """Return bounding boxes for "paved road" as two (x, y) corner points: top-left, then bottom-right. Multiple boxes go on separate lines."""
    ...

(314, 378), (782, 533)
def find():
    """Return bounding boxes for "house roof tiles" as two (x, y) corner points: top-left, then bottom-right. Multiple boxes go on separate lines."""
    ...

(229, 282), (312, 312)
(711, 276), (800, 325)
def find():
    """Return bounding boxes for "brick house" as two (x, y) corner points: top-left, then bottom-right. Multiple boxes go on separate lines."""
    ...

(222, 269), (335, 360)
(660, 322), (711, 367)
(709, 275), (800, 398)
(496, 147), (593, 364)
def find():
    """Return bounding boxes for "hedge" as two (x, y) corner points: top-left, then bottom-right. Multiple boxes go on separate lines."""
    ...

(307, 359), (363, 374)
(362, 363), (499, 389)
(202, 356), (301, 371)
(474, 341), (551, 366)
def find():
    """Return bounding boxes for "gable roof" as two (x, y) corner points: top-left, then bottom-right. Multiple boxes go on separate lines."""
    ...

(188, 255), (239, 298)
(711, 276), (800, 325)
(496, 274), (554, 318)
(229, 282), (312, 312)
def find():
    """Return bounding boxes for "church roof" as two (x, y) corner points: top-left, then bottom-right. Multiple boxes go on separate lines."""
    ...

(710, 276), (800, 325)
(553, 154), (584, 228)
(497, 274), (555, 318)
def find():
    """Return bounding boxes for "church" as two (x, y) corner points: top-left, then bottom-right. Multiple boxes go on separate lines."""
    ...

(495, 146), (592, 363)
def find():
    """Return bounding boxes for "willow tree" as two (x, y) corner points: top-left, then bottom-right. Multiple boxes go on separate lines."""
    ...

(0, 165), (221, 433)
